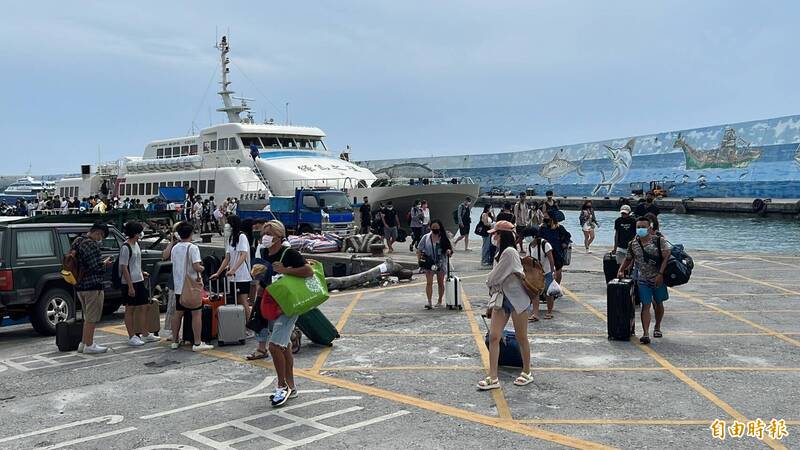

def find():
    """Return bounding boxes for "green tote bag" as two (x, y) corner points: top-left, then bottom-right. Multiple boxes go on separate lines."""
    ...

(267, 261), (329, 317)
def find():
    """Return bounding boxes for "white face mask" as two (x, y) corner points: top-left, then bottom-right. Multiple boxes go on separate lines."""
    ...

(262, 235), (274, 247)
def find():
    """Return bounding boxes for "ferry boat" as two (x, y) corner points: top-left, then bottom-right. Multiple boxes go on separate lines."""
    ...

(57, 36), (376, 204)
(0, 176), (55, 203)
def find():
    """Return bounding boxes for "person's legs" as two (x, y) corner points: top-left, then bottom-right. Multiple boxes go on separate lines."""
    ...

(583, 229), (591, 251)
(268, 314), (299, 404)
(269, 342), (287, 387)
(510, 310), (531, 374)
(653, 284), (668, 335)
(436, 271), (446, 305)
(638, 284), (655, 343)
(282, 346), (295, 390)
(487, 308), (510, 380)
(191, 309), (202, 345)
(545, 295), (555, 318)
(79, 291), (103, 347)
(238, 292), (251, 321)
(481, 235), (491, 265)
(464, 234), (469, 251)
(124, 303), (137, 338)
(588, 229), (595, 247)
(171, 310), (185, 344)
(530, 294), (540, 320)
(424, 271), (433, 307)
(654, 301), (665, 333)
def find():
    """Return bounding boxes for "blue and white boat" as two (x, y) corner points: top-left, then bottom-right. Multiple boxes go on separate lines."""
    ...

(0, 176), (55, 203)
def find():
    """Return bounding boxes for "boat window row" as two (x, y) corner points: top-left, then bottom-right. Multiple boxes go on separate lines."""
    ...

(156, 145), (198, 159)
(58, 186), (80, 198)
(118, 179), (216, 197)
(202, 138), (240, 153)
(235, 135), (323, 151)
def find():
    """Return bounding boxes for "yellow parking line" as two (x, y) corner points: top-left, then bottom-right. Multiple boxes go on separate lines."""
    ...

(320, 365), (484, 372)
(312, 292), (363, 373)
(342, 332), (474, 337)
(562, 287), (788, 450)
(460, 289), (514, 420)
(519, 419), (712, 425)
(699, 262), (800, 296)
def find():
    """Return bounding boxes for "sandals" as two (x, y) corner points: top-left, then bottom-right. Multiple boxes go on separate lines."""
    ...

(246, 349), (269, 360)
(477, 377), (500, 391)
(424, 304), (433, 310)
(653, 330), (663, 338)
(528, 315), (539, 322)
(543, 313), (553, 320)
(514, 372), (534, 386)
(640, 336), (651, 345)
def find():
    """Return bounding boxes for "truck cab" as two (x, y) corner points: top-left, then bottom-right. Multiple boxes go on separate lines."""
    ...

(238, 188), (357, 237)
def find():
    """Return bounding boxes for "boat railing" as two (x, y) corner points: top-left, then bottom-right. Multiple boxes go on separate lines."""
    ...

(237, 181), (270, 200)
(282, 177), (364, 191)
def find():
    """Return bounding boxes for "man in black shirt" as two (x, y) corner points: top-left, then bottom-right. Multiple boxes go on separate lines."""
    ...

(634, 194), (660, 218)
(358, 196), (371, 234)
(381, 201), (399, 253)
(612, 205), (637, 264)
(496, 202), (515, 224)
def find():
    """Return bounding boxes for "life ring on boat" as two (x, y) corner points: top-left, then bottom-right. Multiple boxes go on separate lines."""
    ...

(752, 198), (767, 214)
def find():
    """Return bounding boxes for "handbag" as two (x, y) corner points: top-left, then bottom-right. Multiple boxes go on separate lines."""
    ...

(259, 290), (283, 321)
(267, 260), (329, 317)
(179, 245), (204, 309)
(562, 245), (573, 266)
(247, 295), (269, 331)
(474, 222), (486, 237)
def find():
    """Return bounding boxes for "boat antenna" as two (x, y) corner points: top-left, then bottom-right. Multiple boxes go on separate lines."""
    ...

(215, 35), (250, 123)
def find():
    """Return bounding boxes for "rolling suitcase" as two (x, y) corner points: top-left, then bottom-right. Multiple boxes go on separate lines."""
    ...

(296, 308), (340, 346)
(603, 252), (619, 283)
(481, 315), (523, 367)
(217, 280), (247, 346)
(445, 264), (462, 310)
(607, 278), (636, 341)
(55, 308), (83, 352)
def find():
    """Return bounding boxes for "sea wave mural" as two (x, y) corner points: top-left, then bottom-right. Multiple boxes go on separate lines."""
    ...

(358, 115), (800, 199)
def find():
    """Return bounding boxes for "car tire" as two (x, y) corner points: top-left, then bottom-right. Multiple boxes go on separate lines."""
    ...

(30, 289), (75, 336)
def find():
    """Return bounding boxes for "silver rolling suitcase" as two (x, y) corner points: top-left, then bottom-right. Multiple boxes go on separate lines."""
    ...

(445, 264), (462, 310)
(217, 279), (247, 346)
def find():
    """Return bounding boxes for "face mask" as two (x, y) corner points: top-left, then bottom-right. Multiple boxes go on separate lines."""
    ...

(262, 235), (274, 247)
(387, 206), (393, 210)
(431, 229), (440, 235)
(636, 228), (649, 238)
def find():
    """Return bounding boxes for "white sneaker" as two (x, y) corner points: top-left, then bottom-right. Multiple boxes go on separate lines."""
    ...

(84, 343), (108, 354)
(141, 333), (160, 343)
(128, 336), (145, 347)
(77, 342), (85, 353)
(587, 249), (593, 254)
(192, 342), (214, 352)
(164, 332), (174, 342)
(170, 342), (180, 350)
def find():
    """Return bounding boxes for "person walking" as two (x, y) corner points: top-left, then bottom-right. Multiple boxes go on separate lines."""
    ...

(119, 221), (159, 346)
(452, 197), (472, 251)
(479, 204), (495, 267)
(420, 200), (431, 233)
(579, 200), (598, 254)
(358, 196), (371, 235)
(163, 222), (213, 351)
(259, 220), (314, 407)
(538, 210), (571, 286)
(249, 142), (260, 161)
(617, 216), (671, 345)
(409, 200), (425, 252)
(75, 223), (114, 354)
(612, 205), (637, 265)
(417, 219), (453, 309)
(381, 201), (399, 253)
(478, 220), (533, 390)
(528, 229), (557, 321)
(513, 193), (531, 253)
(210, 215), (253, 320)
(634, 194), (660, 218)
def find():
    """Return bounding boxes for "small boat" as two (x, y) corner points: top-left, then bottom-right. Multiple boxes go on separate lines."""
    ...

(0, 176), (55, 203)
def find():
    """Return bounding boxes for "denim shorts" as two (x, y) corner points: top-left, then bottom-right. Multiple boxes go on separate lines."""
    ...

(269, 313), (299, 348)
(638, 282), (669, 306)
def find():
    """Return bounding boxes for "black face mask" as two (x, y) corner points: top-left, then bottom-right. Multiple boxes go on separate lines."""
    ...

(431, 229), (441, 235)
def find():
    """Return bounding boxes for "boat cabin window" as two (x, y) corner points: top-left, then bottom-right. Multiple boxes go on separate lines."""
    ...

(207, 180), (215, 193)
(240, 136), (262, 149)
(311, 139), (324, 150)
(190, 181), (198, 192)
(217, 139), (228, 151)
(261, 137), (280, 148)
(297, 139), (312, 150)
(157, 148), (164, 158)
(210, 141), (217, 151)
(190, 144), (198, 154)
(228, 138), (238, 150)
(200, 180), (207, 194)
(145, 183), (152, 196)
(279, 138), (296, 149)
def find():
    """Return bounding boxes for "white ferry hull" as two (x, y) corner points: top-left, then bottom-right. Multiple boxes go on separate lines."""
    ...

(256, 155), (376, 196)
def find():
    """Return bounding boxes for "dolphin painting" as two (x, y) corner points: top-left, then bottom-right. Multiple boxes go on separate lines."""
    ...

(538, 149), (586, 183)
(592, 138), (635, 195)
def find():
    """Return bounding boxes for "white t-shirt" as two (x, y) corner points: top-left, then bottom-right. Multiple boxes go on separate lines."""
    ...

(171, 242), (202, 294)
(529, 240), (554, 274)
(422, 208), (431, 225)
(225, 233), (252, 282)
(118, 241), (144, 283)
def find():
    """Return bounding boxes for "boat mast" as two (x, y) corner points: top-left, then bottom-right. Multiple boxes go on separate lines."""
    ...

(215, 36), (250, 123)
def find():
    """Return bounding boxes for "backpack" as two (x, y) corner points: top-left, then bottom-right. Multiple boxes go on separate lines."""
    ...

(406, 209), (413, 226)
(637, 237), (693, 287)
(520, 240), (546, 297)
(61, 237), (85, 285)
(452, 209), (460, 225)
(111, 243), (132, 289)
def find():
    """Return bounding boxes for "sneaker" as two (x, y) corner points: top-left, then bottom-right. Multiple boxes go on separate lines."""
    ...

(141, 333), (160, 343)
(271, 387), (291, 407)
(170, 342), (180, 350)
(77, 342), (85, 353)
(84, 343), (108, 354)
(128, 336), (145, 347)
(192, 342), (214, 352)
(587, 249), (593, 254)
(288, 388), (299, 399)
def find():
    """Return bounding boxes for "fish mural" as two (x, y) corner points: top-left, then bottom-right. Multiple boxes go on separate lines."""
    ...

(592, 138), (635, 195)
(794, 144), (800, 166)
(372, 162), (443, 179)
(672, 128), (762, 170)
(539, 149), (586, 183)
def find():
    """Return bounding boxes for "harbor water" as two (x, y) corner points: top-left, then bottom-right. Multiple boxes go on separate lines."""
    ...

(463, 207), (800, 255)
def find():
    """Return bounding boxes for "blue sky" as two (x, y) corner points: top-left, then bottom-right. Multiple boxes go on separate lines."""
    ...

(1, 0), (798, 175)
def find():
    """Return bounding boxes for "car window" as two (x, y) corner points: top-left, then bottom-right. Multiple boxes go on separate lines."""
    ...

(17, 230), (55, 258)
(58, 232), (83, 255)
(100, 234), (120, 251)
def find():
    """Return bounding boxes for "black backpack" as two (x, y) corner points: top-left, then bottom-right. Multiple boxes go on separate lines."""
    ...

(111, 243), (132, 289)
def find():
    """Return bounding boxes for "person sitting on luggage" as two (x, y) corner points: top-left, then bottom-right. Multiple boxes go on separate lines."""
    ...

(617, 216), (671, 345)
(526, 228), (557, 322)
(258, 220), (314, 407)
(119, 221), (159, 347)
(417, 219), (453, 310)
(478, 220), (533, 390)
(162, 221), (214, 352)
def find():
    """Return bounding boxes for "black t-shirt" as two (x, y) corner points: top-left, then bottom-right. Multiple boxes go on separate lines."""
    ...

(614, 216), (637, 249)
(382, 208), (398, 227)
(259, 246), (307, 288)
(359, 204), (371, 226)
(496, 211), (515, 224)
(634, 203), (660, 217)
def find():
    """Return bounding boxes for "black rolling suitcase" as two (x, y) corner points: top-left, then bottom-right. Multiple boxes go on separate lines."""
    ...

(55, 313), (83, 352)
(607, 278), (636, 340)
(603, 252), (619, 283)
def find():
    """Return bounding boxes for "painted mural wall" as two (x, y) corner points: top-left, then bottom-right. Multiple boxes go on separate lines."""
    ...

(359, 115), (800, 199)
